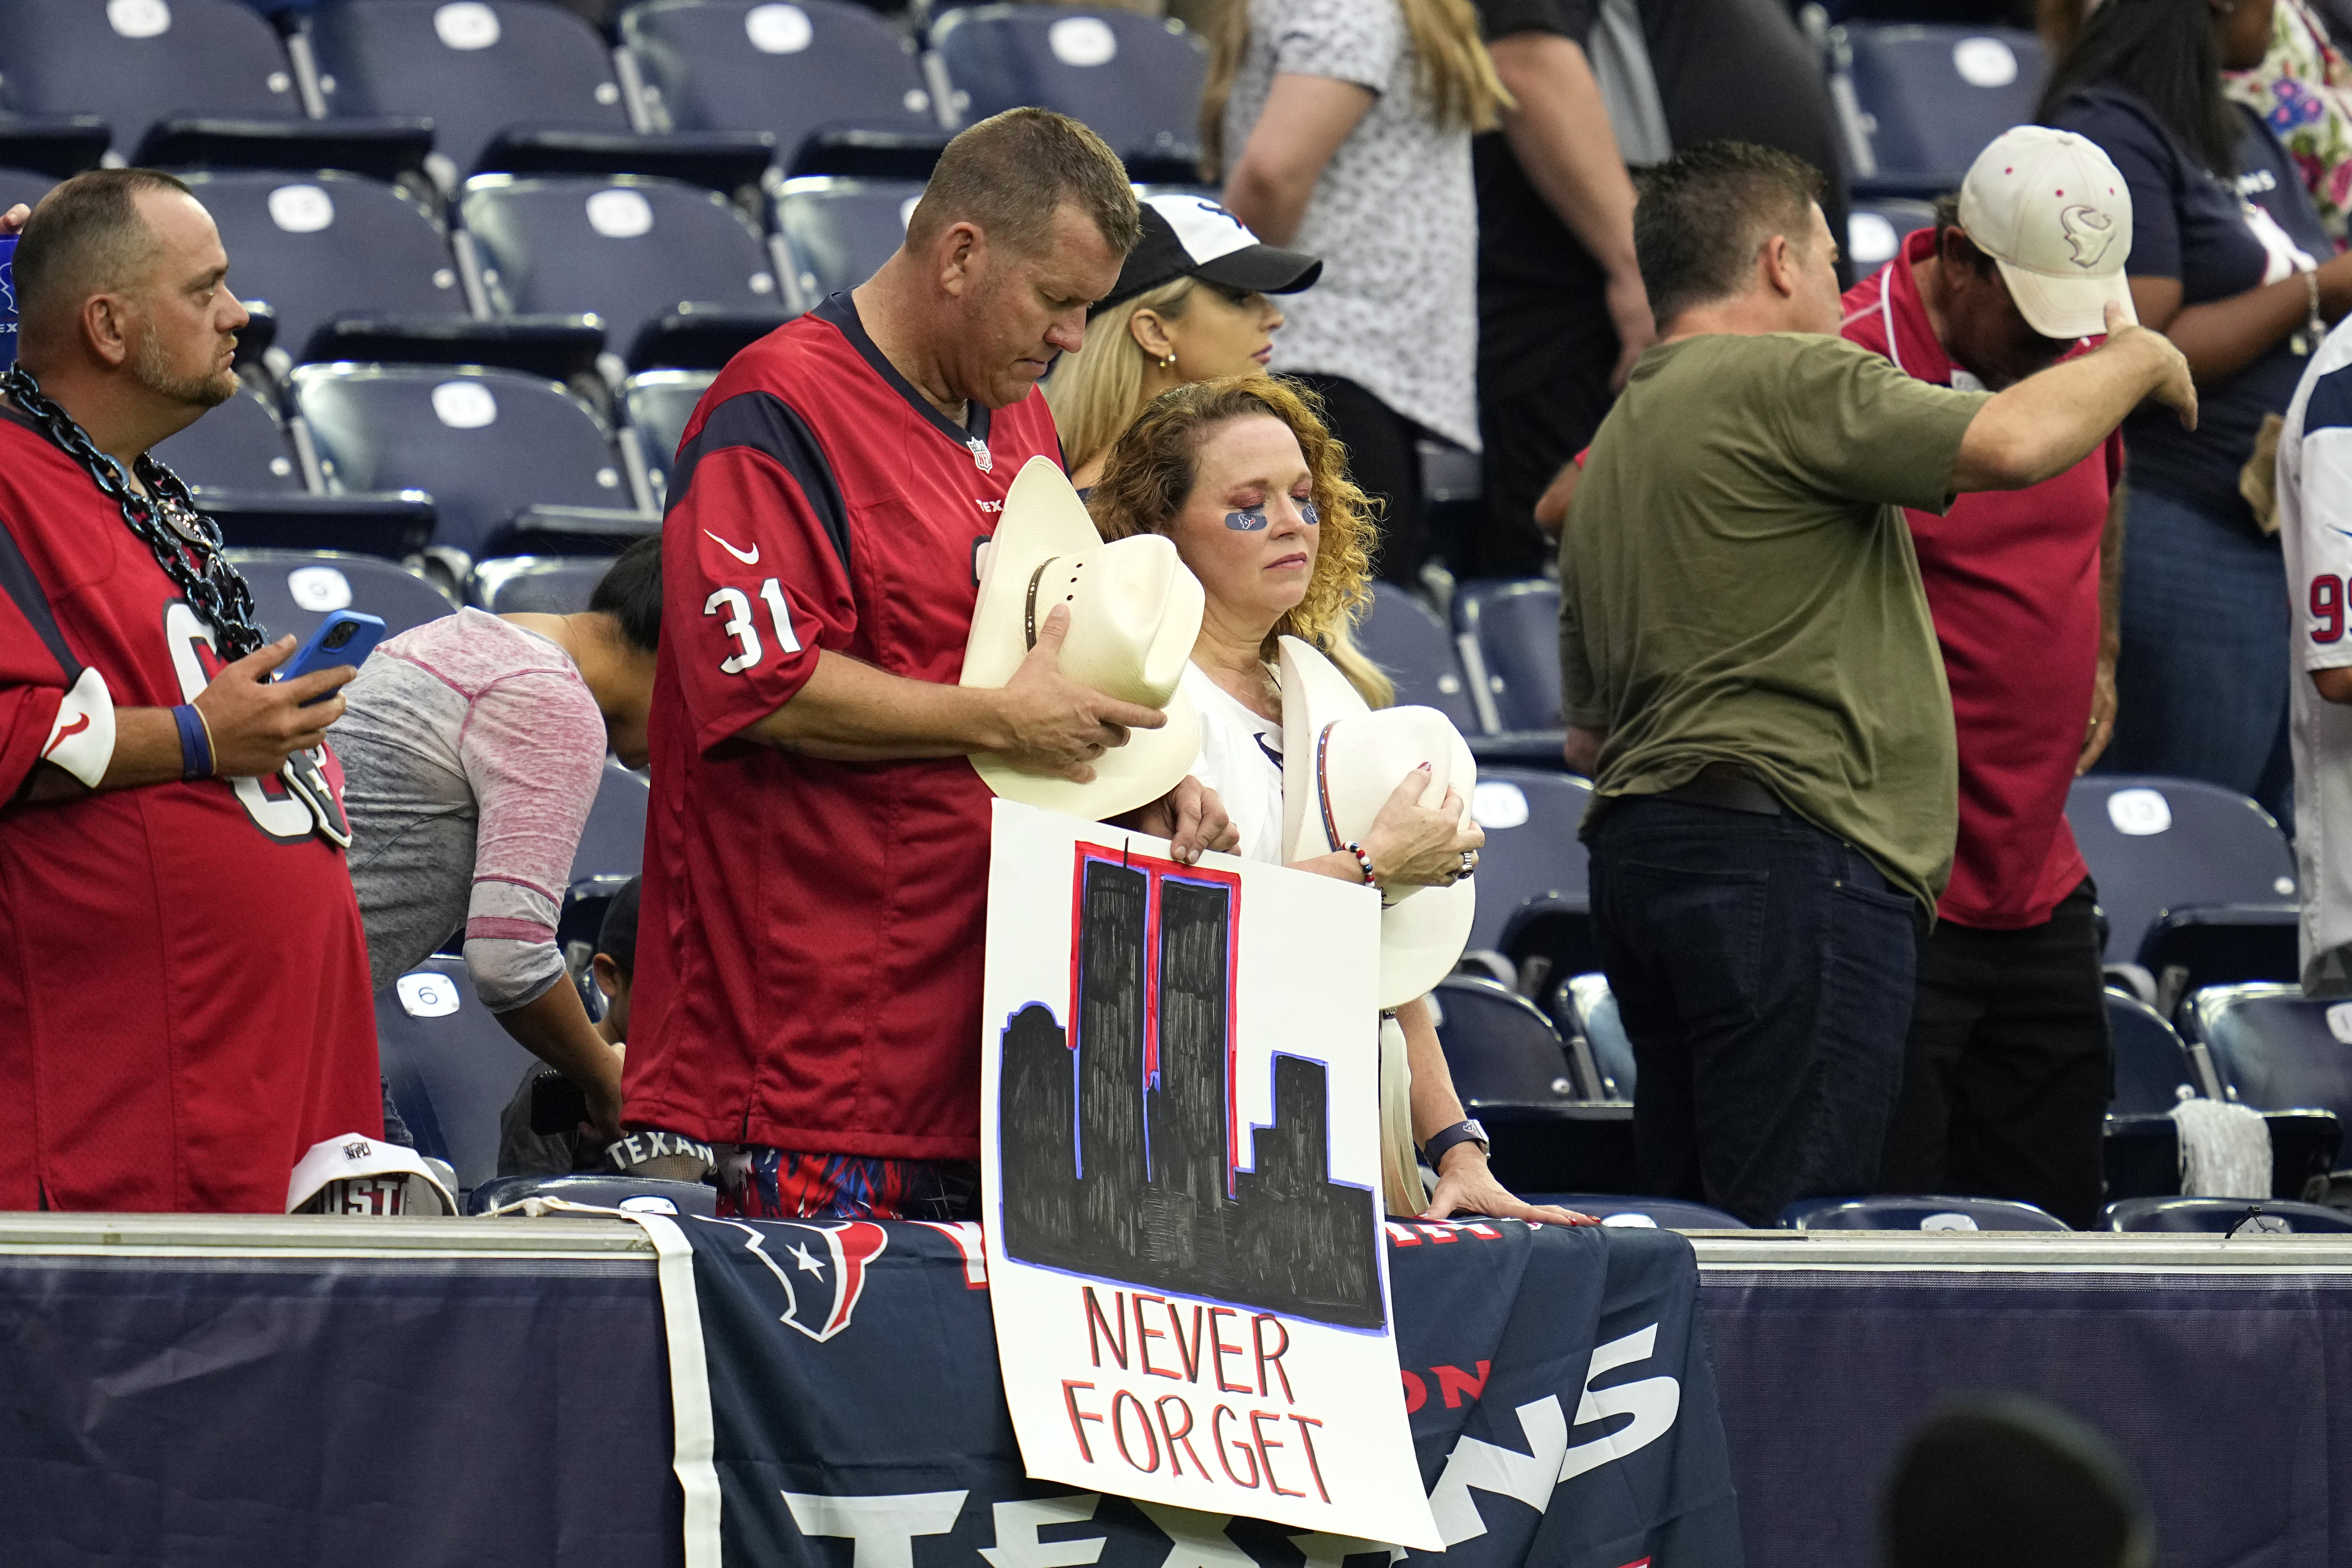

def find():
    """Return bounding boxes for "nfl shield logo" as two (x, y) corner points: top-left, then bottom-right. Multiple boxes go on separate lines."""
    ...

(968, 438), (993, 473)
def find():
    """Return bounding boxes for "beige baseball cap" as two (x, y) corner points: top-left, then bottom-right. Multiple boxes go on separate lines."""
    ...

(1957, 125), (2137, 340)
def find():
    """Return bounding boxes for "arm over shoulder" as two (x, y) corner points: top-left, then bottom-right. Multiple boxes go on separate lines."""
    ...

(1769, 335), (1988, 514)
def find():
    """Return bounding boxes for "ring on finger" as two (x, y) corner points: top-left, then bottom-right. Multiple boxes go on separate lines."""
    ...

(1459, 849), (1478, 876)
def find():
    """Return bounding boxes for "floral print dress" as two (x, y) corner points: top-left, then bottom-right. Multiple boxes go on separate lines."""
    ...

(2228, 0), (2352, 245)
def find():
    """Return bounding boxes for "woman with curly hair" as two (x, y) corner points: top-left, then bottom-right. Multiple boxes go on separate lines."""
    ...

(1090, 374), (1591, 1226)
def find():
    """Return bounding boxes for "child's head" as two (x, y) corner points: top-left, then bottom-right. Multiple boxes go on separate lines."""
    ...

(592, 877), (641, 1041)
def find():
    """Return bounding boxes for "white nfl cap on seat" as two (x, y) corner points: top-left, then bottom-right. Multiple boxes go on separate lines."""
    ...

(961, 457), (1204, 820)
(1958, 125), (2136, 340)
(1277, 636), (1476, 1009)
(287, 1132), (459, 1216)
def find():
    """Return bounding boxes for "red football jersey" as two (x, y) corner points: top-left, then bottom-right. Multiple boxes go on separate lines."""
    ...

(625, 295), (1064, 1160)
(0, 410), (380, 1212)
(1841, 229), (2120, 929)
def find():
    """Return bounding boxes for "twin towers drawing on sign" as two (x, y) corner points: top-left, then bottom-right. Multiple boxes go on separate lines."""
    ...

(997, 838), (1384, 1331)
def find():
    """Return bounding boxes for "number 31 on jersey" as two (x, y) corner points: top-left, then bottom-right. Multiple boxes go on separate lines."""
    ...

(706, 578), (800, 674)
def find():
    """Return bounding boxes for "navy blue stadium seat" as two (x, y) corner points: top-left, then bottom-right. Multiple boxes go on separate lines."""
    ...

(1465, 769), (1590, 957)
(2107, 986), (2195, 1116)
(469, 555), (611, 614)
(152, 387), (304, 493)
(2184, 984), (2352, 1126)
(2102, 1196), (2352, 1233)
(1519, 1195), (1749, 1230)
(1847, 196), (1936, 272)
(1783, 1195), (2070, 1231)
(1429, 976), (1633, 1194)
(1839, 24), (2047, 196)
(376, 954), (541, 1194)
(309, 0), (634, 179)
(2137, 904), (2301, 1015)
(0, 0), (303, 161)
(0, 167), (59, 217)
(929, 5), (1207, 179)
(770, 175), (922, 300)
(181, 170), (468, 362)
(226, 547), (455, 640)
(571, 760), (649, 883)
(1360, 581), (1478, 732)
(2067, 775), (2297, 964)
(623, 368), (715, 503)
(1556, 971), (1633, 1101)
(458, 174), (785, 365)
(621, 0), (941, 172)
(469, 1172), (717, 1217)
(1454, 579), (1562, 731)
(289, 363), (642, 559)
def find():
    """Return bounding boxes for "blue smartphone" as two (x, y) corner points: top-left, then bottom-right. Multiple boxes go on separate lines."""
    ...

(281, 611), (386, 702)
(1, 235), (18, 370)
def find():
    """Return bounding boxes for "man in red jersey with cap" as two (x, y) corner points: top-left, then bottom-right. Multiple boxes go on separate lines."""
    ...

(623, 110), (1233, 1220)
(1840, 126), (2136, 1229)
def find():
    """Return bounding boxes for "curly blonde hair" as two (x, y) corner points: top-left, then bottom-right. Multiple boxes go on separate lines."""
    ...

(1087, 374), (1394, 707)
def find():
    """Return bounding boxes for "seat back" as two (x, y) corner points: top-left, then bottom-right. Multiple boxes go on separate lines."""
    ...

(0, 0), (302, 156)
(459, 174), (784, 348)
(2066, 775), (2297, 961)
(2186, 983), (2352, 1122)
(290, 364), (631, 558)
(2103, 1195), (2352, 1233)
(1454, 579), (1561, 731)
(2106, 986), (2194, 1116)
(622, 0), (937, 163)
(930, 5), (1206, 170)
(1843, 23), (2046, 187)
(183, 170), (467, 358)
(1558, 971), (1634, 1100)
(770, 175), (923, 300)
(0, 168), (60, 217)
(469, 1172), (716, 1216)
(1465, 770), (1590, 954)
(226, 548), (456, 640)
(2138, 905), (2300, 1013)
(1783, 1195), (2070, 1231)
(571, 760), (649, 883)
(469, 555), (611, 614)
(1428, 977), (1579, 1107)
(623, 368), (716, 501)
(153, 387), (303, 493)
(1518, 1195), (1748, 1230)
(310, 0), (633, 177)
(376, 955), (541, 1194)
(1847, 196), (1936, 272)
(1361, 581), (1479, 731)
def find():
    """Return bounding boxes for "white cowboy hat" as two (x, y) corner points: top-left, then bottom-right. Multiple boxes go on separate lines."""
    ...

(1278, 636), (1476, 1008)
(961, 457), (1204, 820)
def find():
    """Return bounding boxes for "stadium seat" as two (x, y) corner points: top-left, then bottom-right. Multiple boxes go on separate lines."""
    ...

(928, 5), (1208, 181)
(289, 363), (644, 559)
(152, 387), (304, 493)
(571, 760), (649, 883)
(308, 0), (634, 181)
(1847, 196), (1936, 271)
(2136, 904), (2300, 1016)
(1360, 581), (1478, 732)
(623, 368), (715, 503)
(1555, 972), (1633, 1101)
(469, 1172), (716, 1217)
(2183, 984), (2352, 1128)
(1427, 976), (1633, 1193)
(0, 166), (60, 217)
(2107, 986), (2195, 1116)
(0, 115), (107, 186)
(1837, 23), (2047, 196)
(1464, 770), (1590, 958)
(469, 555), (611, 614)
(2102, 1195), (2352, 1233)
(179, 170), (468, 363)
(1782, 1195), (2070, 1231)
(1454, 579), (1562, 731)
(770, 175), (923, 301)
(1517, 1195), (1749, 1230)
(2066, 775), (2297, 964)
(226, 548), (456, 640)
(620, 0), (943, 175)
(376, 954), (541, 1195)
(457, 174), (786, 367)
(0, 0), (304, 162)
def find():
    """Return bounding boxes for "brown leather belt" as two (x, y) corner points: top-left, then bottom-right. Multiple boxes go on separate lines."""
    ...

(1652, 761), (1782, 815)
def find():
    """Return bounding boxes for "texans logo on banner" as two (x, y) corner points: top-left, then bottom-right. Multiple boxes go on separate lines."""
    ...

(636, 1215), (1742, 1568)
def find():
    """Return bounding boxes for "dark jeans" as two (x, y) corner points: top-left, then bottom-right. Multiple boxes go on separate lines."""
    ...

(1294, 373), (1427, 586)
(1590, 797), (1920, 1226)
(1880, 878), (2109, 1230)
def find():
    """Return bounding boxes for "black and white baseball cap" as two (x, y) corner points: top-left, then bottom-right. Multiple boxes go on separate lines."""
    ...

(1093, 193), (1322, 318)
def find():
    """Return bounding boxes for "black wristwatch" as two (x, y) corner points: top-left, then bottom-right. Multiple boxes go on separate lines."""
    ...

(1421, 1119), (1490, 1168)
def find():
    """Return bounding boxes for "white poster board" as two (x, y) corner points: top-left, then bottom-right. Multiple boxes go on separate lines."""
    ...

(980, 800), (1440, 1550)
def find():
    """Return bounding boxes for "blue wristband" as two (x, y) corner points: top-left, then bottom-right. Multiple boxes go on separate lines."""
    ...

(171, 703), (213, 780)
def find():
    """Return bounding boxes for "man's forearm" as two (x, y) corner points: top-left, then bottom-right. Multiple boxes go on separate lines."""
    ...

(1954, 334), (2175, 492)
(17, 706), (186, 802)
(1489, 35), (1641, 280)
(744, 649), (1006, 761)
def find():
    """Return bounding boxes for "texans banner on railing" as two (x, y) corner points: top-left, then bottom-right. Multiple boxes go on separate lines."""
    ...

(630, 1212), (1742, 1568)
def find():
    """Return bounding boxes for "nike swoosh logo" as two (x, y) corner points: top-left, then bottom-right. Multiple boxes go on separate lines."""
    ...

(705, 530), (760, 566)
(42, 713), (89, 758)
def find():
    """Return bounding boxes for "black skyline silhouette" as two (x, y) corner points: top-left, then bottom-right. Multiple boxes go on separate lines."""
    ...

(998, 852), (1383, 1329)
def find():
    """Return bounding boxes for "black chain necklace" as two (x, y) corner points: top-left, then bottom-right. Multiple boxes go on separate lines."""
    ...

(1, 364), (264, 659)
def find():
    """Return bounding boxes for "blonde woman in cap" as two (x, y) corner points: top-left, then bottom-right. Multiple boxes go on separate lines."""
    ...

(1091, 373), (1593, 1226)
(1048, 191), (1321, 492)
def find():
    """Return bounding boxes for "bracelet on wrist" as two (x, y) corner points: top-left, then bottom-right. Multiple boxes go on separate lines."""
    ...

(1344, 840), (1376, 886)
(171, 702), (214, 780)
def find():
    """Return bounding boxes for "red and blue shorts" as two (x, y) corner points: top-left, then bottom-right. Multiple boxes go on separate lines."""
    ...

(715, 1145), (980, 1222)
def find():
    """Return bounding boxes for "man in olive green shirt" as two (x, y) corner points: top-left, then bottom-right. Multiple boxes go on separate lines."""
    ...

(1560, 142), (2193, 1225)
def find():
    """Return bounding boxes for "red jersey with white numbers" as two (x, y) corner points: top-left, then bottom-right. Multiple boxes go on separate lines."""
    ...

(0, 409), (379, 1212)
(625, 295), (1064, 1159)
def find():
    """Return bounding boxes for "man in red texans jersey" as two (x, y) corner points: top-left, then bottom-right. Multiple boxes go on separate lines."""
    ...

(0, 170), (379, 1212)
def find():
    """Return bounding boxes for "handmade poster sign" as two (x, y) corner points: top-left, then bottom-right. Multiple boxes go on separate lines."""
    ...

(980, 799), (1441, 1550)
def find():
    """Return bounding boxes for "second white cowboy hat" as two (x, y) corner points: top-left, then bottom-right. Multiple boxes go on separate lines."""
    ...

(962, 457), (1204, 820)
(1277, 636), (1476, 1009)
(1958, 125), (2137, 340)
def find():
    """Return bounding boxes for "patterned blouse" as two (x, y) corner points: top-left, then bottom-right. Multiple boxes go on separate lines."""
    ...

(2228, 0), (2352, 245)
